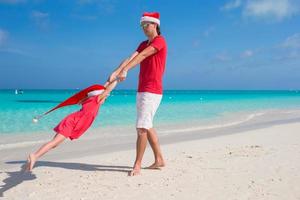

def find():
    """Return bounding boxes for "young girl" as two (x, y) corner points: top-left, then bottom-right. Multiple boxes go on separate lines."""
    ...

(26, 80), (118, 171)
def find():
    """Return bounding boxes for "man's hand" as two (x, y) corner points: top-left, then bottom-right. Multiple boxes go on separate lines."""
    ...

(118, 69), (128, 82)
(107, 72), (118, 83)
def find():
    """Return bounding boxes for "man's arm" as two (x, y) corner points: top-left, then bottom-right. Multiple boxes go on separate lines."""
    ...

(108, 51), (139, 82)
(118, 46), (158, 81)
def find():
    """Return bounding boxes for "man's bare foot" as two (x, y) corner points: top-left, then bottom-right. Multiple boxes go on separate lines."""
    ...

(145, 161), (165, 170)
(129, 163), (141, 176)
(26, 154), (36, 171)
(129, 168), (141, 176)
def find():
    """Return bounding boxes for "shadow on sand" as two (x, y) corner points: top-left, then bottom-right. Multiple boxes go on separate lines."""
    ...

(0, 160), (132, 197)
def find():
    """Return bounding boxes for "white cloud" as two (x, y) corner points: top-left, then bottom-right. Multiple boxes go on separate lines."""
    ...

(31, 10), (49, 18)
(0, 48), (31, 56)
(244, 0), (299, 20)
(274, 33), (300, 60)
(0, 29), (8, 46)
(215, 53), (232, 61)
(76, 0), (116, 14)
(191, 27), (215, 48)
(222, 0), (300, 21)
(241, 50), (253, 58)
(31, 10), (50, 31)
(221, 0), (242, 11)
(279, 33), (300, 59)
(281, 33), (300, 49)
(192, 39), (200, 48)
(203, 26), (215, 37)
(285, 51), (300, 59)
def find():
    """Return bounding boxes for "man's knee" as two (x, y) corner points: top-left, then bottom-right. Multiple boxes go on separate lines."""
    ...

(136, 128), (148, 136)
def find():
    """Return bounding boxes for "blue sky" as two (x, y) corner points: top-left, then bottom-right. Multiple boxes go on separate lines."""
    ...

(0, 0), (300, 90)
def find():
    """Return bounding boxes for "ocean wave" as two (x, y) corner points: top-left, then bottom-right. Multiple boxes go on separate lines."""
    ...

(159, 112), (265, 134)
(0, 140), (47, 150)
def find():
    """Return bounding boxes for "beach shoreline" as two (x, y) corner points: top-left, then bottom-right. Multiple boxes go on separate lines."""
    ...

(1, 108), (300, 170)
(1, 111), (300, 199)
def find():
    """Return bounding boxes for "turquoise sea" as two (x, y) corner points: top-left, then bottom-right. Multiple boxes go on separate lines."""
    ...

(1, 90), (300, 135)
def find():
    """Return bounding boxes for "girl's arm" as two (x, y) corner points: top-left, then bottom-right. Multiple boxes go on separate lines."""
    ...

(97, 79), (118, 104)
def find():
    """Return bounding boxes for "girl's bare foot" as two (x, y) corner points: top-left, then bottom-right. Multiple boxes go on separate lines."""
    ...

(25, 157), (31, 171)
(26, 154), (36, 171)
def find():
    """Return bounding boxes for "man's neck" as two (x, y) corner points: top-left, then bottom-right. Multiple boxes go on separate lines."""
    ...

(148, 33), (158, 42)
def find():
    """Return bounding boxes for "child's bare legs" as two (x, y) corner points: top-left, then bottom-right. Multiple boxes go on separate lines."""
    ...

(26, 133), (66, 171)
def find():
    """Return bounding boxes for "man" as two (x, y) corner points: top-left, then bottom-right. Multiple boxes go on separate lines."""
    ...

(108, 12), (167, 176)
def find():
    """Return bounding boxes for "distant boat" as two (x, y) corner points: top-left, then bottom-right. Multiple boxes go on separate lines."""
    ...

(15, 89), (24, 95)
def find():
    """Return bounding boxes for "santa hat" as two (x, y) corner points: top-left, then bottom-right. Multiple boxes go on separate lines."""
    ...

(140, 12), (160, 26)
(32, 84), (105, 123)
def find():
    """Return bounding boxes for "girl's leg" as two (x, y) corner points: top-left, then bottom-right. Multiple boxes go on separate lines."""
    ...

(26, 133), (66, 171)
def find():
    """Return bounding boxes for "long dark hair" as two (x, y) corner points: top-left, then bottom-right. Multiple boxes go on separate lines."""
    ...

(156, 26), (161, 35)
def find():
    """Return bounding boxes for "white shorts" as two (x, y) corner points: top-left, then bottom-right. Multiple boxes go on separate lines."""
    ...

(136, 92), (162, 130)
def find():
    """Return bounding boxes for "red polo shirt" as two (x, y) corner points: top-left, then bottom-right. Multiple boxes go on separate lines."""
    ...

(136, 35), (167, 94)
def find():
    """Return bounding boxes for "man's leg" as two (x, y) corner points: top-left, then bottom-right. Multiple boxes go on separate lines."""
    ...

(146, 128), (165, 169)
(129, 128), (148, 176)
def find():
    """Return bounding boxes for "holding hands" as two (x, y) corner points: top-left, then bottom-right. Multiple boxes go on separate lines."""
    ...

(97, 79), (118, 104)
(107, 68), (128, 84)
(117, 69), (127, 82)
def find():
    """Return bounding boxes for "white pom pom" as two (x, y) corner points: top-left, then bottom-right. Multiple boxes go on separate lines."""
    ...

(32, 118), (39, 123)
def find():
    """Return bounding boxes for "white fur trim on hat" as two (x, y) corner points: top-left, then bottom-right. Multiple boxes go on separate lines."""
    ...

(87, 89), (104, 97)
(140, 16), (160, 26)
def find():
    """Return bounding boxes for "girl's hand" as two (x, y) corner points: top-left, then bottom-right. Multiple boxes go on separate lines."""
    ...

(97, 94), (108, 104)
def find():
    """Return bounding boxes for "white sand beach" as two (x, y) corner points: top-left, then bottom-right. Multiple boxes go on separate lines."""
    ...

(1, 112), (300, 200)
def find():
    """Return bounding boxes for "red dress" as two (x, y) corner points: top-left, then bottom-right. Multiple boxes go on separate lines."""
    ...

(53, 96), (101, 140)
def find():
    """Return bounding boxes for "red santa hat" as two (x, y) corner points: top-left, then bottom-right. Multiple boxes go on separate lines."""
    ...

(32, 84), (105, 123)
(140, 12), (160, 26)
